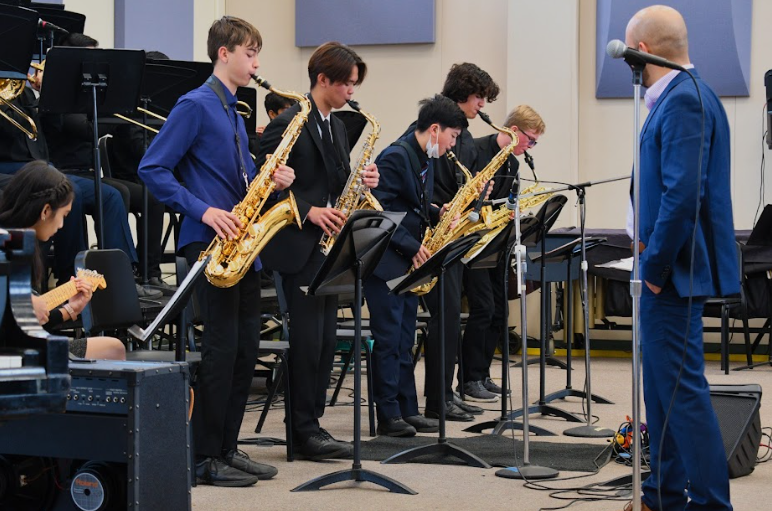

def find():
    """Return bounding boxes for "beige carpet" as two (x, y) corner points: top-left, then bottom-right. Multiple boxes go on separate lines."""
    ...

(192, 354), (772, 511)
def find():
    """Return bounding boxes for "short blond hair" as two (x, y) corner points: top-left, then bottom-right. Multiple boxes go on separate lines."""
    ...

(503, 105), (545, 135)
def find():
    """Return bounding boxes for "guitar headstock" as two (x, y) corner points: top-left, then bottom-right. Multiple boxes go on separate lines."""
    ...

(75, 269), (107, 291)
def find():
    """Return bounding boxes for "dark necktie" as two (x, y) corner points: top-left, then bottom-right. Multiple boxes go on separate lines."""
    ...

(320, 118), (346, 190)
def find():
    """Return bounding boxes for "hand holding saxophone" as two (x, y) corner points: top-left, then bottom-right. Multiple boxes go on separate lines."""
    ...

(202, 207), (243, 240)
(308, 206), (347, 236)
(412, 245), (431, 269)
(361, 163), (379, 189)
(271, 163), (295, 190)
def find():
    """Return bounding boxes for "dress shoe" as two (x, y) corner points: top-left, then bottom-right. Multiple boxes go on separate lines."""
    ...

(296, 433), (353, 461)
(622, 502), (653, 511)
(460, 380), (499, 402)
(223, 449), (278, 480)
(483, 377), (510, 395)
(404, 414), (439, 433)
(377, 416), (416, 437)
(452, 393), (484, 415)
(135, 283), (163, 299)
(195, 457), (258, 487)
(426, 401), (474, 422)
(146, 276), (177, 296)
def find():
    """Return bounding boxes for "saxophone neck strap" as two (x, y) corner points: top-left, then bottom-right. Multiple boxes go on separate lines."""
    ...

(205, 75), (249, 191)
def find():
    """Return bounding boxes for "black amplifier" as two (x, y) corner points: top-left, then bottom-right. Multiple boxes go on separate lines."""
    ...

(0, 360), (191, 510)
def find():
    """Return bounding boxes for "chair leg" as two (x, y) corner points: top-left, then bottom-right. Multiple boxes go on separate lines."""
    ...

(413, 334), (424, 367)
(721, 305), (729, 375)
(279, 352), (293, 462)
(329, 344), (355, 406)
(742, 309), (753, 366)
(364, 340), (376, 437)
(255, 357), (282, 434)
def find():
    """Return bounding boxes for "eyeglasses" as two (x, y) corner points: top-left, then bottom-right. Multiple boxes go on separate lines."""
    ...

(521, 131), (538, 147)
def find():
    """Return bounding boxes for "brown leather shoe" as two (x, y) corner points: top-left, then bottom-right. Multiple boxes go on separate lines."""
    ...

(623, 501), (653, 511)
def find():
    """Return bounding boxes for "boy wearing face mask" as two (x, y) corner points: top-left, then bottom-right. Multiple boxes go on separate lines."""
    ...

(364, 95), (468, 437)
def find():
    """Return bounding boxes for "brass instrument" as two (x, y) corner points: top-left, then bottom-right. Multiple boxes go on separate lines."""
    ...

(200, 76), (307, 288)
(115, 102), (251, 135)
(409, 113), (519, 295)
(319, 100), (383, 256)
(0, 79), (38, 140)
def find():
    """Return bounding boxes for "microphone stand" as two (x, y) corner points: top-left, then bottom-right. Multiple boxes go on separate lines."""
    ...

(495, 175), (558, 481)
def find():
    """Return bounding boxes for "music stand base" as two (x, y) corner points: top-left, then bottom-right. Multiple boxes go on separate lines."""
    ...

(463, 419), (555, 436)
(598, 470), (651, 488)
(563, 424), (615, 438)
(291, 467), (416, 494)
(495, 465), (558, 480)
(507, 403), (585, 423)
(513, 356), (568, 370)
(381, 441), (491, 469)
(542, 388), (614, 405)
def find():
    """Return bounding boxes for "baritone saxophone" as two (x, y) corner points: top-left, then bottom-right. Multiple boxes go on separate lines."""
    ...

(200, 76), (309, 288)
(319, 100), (382, 256)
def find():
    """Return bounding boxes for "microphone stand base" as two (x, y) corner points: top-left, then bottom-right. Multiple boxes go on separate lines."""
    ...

(495, 465), (558, 480)
(563, 424), (615, 438)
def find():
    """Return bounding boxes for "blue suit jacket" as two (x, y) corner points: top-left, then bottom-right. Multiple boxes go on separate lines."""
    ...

(370, 133), (438, 282)
(638, 69), (739, 298)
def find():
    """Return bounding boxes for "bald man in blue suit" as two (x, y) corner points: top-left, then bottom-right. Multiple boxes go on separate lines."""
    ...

(624, 6), (738, 511)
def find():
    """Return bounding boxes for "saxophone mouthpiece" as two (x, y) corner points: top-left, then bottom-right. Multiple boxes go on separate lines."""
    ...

(251, 75), (271, 90)
(347, 99), (361, 112)
(478, 111), (492, 125)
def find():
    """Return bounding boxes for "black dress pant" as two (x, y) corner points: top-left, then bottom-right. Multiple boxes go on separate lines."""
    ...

(280, 251), (339, 442)
(423, 263), (463, 411)
(184, 243), (261, 458)
(118, 178), (166, 279)
(461, 259), (506, 383)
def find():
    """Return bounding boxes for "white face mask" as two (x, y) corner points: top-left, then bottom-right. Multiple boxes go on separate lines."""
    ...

(426, 129), (440, 159)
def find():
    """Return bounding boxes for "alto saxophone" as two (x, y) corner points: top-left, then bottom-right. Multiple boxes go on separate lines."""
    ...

(200, 76), (309, 288)
(409, 113), (519, 295)
(319, 100), (382, 256)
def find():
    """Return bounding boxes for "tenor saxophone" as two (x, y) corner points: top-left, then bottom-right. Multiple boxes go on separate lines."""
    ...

(200, 76), (308, 288)
(319, 100), (382, 256)
(409, 113), (519, 295)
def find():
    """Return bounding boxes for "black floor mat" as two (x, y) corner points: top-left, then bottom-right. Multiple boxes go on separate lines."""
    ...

(360, 434), (612, 472)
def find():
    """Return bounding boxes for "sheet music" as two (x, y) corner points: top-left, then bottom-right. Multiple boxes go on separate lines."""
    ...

(0, 355), (23, 369)
(596, 256), (633, 272)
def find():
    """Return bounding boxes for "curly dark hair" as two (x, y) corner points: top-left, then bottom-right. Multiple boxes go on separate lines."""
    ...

(441, 63), (500, 104)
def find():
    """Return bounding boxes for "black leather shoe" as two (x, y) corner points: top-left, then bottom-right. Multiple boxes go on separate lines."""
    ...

(426, 401), (474, 422)
(403, 414), (439, 433)
(377, 416), (416, 437)
(223, 449), (278, 480)
(453, 393), (484, 415)
(296, 433), (353, 461)
(195, 457), (258, 487)
(146, 276), (177, 296)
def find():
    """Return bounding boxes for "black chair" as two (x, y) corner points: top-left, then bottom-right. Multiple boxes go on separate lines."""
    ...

(704, 242), (753, 374)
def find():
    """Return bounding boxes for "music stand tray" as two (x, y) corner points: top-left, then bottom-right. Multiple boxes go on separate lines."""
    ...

(383, 233), (492, 469)
(127, 256), (210, 362)
(291, 210), (416, 495)
(0, 4), (38, 80)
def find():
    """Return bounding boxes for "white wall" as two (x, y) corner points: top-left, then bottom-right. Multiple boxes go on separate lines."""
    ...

(64, 0), (115, 49)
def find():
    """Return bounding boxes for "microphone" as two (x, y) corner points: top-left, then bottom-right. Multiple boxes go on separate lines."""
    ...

(606, 39), (684, 71)
(506, 175), (520, 211)
(38, 19), (69, 34)
(467, 180), (491, 223)
(523, 150), (538, 182)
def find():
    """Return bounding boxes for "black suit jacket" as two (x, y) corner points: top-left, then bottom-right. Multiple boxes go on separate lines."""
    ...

(255, 99), (350, 274)
(370, 132), (438, 282)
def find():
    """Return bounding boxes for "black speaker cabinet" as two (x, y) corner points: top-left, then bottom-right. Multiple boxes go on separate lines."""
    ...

(710, 384), (762, 479)
(0, 360), (191, 510)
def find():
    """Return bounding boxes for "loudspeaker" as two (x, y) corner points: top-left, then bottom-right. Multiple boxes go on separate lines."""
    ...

(710, 384), (762, 479)
(0, 360), (191, 510)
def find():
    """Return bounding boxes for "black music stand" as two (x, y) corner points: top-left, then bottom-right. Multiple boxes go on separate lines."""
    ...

(539, 237), (613, 405)
(291, 210), (416, 495)
(0, 3), (37, 80)
(381, 234), (491, 469)
(39, 47), (145, 247)
(461, 216), (555, 436)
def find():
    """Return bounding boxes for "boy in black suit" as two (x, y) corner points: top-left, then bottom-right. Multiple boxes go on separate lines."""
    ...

(365, 95), (468, 436)
(256, 42), (379, 460)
